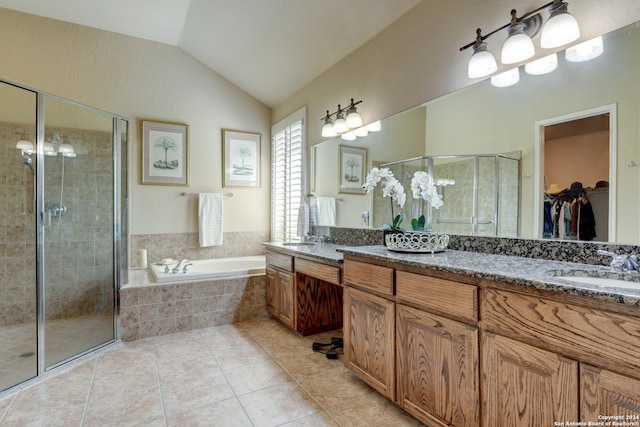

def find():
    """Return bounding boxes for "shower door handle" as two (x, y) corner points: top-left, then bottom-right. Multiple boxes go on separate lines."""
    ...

(42, 211), (51, 227)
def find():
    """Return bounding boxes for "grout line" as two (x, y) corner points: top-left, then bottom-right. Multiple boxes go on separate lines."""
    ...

(151, 336), (172, 427)
(79, 356), (98, 426)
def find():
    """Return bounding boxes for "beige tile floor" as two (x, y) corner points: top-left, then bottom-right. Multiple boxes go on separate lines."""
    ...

(0, 317), (425, 427)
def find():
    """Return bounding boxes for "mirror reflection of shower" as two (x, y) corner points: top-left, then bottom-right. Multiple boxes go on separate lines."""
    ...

(16, 139), (35, 175)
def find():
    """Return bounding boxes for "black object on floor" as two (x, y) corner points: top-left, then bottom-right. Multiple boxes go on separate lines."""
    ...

(312, 337), (343, 359)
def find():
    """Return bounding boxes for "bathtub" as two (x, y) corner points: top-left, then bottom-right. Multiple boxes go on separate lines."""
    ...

(149, 255), (266, 283)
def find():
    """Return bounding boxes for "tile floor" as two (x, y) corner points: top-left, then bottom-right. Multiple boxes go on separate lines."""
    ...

(0, 317), (425, 426)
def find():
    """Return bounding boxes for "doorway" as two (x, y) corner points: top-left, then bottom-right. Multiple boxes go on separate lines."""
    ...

(534, 104), (617, 241)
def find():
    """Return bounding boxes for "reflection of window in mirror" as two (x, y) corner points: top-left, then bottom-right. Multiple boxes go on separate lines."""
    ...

(542, 111), (611, 242)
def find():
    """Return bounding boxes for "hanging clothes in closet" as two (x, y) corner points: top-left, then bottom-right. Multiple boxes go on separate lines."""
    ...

(545, 182), (597, 241)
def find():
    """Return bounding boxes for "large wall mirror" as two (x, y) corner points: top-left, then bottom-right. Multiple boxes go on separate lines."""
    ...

(311, 20), (640, 245)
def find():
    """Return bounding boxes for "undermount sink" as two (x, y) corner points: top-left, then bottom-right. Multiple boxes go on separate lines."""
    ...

(281, 242), (315, 246)
(546, 269), (640, 290)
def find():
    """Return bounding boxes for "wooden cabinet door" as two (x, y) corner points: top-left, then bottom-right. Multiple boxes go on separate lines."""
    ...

(482, 333), (578, 427)
(277, 270), (295, 328)
(344, 286), (395, 399)
(581, 364), (640, 421)
(397, 304), (479, 427)
(265, 267), (278, 316)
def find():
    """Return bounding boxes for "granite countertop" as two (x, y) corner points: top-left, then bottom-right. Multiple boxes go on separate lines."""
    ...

(262, 242), (346, 264)
(263, 242), (640, 307)
(338, 245), (640, 307)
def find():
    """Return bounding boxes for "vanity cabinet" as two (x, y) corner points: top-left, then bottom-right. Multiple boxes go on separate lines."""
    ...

(343, 253), (640, 427)
(265, 249), (343, 336)
(343, 260), (395, 399)
(482, 332), (579, 426)
(265, 251), (296, 328)
(396, 272), (479, 427)
(265, 266), (295, 328)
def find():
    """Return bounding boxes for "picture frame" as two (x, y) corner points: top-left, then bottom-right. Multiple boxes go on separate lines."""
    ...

(141, 121), (189, 186)
(339, 145), (367, 194)
(223, 129), (261, 188)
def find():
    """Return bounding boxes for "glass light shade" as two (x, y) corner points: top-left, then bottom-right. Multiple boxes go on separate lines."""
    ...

(365, 121), (381, 132)
(501, 31), (535, 64)
(44, 142), (58, 156)
(524, 53), (558, 75)
(340, 131), (356, 141)
(322, 122), (337, 138)
(354, 126), (369, 137)
(468, 48), (498, 78)
(540, 11), (580, 48)
(491, 68), (520, 87)
(333, 115), (348, 133)
(565, 36), (604, 62)
(16, 140), (34, 153)
(346, 110), (363, 128)
(58, 143), (75, 155)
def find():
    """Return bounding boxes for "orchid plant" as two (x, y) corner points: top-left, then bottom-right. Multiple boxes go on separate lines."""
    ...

(362, 167), (406, 231)
(409, 171), (444, 231)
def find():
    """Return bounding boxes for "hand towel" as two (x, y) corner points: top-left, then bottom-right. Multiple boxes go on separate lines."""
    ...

(199, 193), (223, 246)
(297, 202), (310, 237)
(317, 197), (336, 226)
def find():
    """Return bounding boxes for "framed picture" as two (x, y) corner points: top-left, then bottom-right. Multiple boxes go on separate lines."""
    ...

(223, 129), (261, 187)
(141, 121), (189, 186)
(339, 145), (367, 194)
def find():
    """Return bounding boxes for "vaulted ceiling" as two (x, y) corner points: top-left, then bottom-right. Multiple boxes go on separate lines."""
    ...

(0, 0), (423, 107)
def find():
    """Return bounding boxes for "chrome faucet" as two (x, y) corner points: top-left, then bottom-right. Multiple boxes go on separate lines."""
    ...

(172, 259), (190, 274)
(597, 250), (640, 273)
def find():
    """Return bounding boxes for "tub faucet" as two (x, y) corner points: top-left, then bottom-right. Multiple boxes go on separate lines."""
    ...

(172, 259), (190, 274)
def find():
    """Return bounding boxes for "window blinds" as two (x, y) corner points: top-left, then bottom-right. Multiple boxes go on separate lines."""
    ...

(271, 108), (306, 242)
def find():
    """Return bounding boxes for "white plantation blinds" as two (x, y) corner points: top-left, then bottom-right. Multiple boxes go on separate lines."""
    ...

(271, 107), (306, 242)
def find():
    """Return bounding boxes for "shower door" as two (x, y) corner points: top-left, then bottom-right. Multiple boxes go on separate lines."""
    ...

(0, 81), (38, 390)
(41, 96), (116, 369)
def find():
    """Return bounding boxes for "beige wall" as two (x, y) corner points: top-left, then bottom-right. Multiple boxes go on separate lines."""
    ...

(275, 0), (640, 146)
(0, 8), (271, 236)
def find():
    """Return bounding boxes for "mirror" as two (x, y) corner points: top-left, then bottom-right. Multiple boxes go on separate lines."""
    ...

(311, 20), (640, 244)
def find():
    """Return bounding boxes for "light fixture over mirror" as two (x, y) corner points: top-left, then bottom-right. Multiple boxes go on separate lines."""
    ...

(460, 0), (581, 79)
(565, 36), (604, 62)
(320, 98), (381, 140)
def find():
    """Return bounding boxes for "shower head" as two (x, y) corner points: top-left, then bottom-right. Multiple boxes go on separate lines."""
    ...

(20, 154), (35, 175)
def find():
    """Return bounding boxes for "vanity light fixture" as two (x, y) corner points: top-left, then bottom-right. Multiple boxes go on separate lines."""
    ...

(365, 120), (381, 132)
(467, 29), (498, 78)
(321, 110), (337, 138)
(460, 1), (580, 77)
(540, 0), (580, 49)
(524, 52), (558, 75)
(565, 36), (604, 62)
(501, 10), (537, 64)
(341, 131), (357, 141)
(16, 139), (34, 155)
(491, 67), (520, 87)
(320, 98), (365, 137)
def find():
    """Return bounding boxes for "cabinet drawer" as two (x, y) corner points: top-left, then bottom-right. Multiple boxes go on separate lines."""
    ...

(295, 258), (341, 285)
(265, 251), (293, 272)
(344, 260), (394, 296)
(396, 271), (478, 323)
(482, 288), (640, 372)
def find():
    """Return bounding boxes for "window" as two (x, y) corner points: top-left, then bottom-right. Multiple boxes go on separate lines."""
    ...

(271, 107), (306, 242)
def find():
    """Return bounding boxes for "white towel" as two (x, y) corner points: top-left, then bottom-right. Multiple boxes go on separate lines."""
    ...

(199, 193), (223, 247)
(317, 197), (336, 226)
(297, 202), (309, 237)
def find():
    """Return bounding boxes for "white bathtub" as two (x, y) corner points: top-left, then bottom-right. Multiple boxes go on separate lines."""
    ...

(149, 255), (266, 283)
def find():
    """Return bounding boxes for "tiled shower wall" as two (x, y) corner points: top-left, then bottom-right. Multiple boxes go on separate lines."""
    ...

(0, 121), (114, 326)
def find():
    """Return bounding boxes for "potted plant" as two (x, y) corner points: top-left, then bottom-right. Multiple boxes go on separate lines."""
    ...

(409, 171), (444, 232)
(362, 167), (406, 244)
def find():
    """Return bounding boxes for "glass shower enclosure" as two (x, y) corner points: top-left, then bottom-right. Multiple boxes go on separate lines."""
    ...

(0, 79), (128, 392)
(374, 153), (521, 236)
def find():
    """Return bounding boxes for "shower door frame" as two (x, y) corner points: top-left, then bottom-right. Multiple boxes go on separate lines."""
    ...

(30, 89), (126, 375)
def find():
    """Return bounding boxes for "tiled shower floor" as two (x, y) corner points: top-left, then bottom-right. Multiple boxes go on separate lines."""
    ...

(0, 317), (423, 426)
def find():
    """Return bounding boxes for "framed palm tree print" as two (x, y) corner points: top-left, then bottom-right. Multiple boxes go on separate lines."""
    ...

(339, 145), (366, 194)
(141, 121), (189, 186)
(223, 129), (261, 188)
